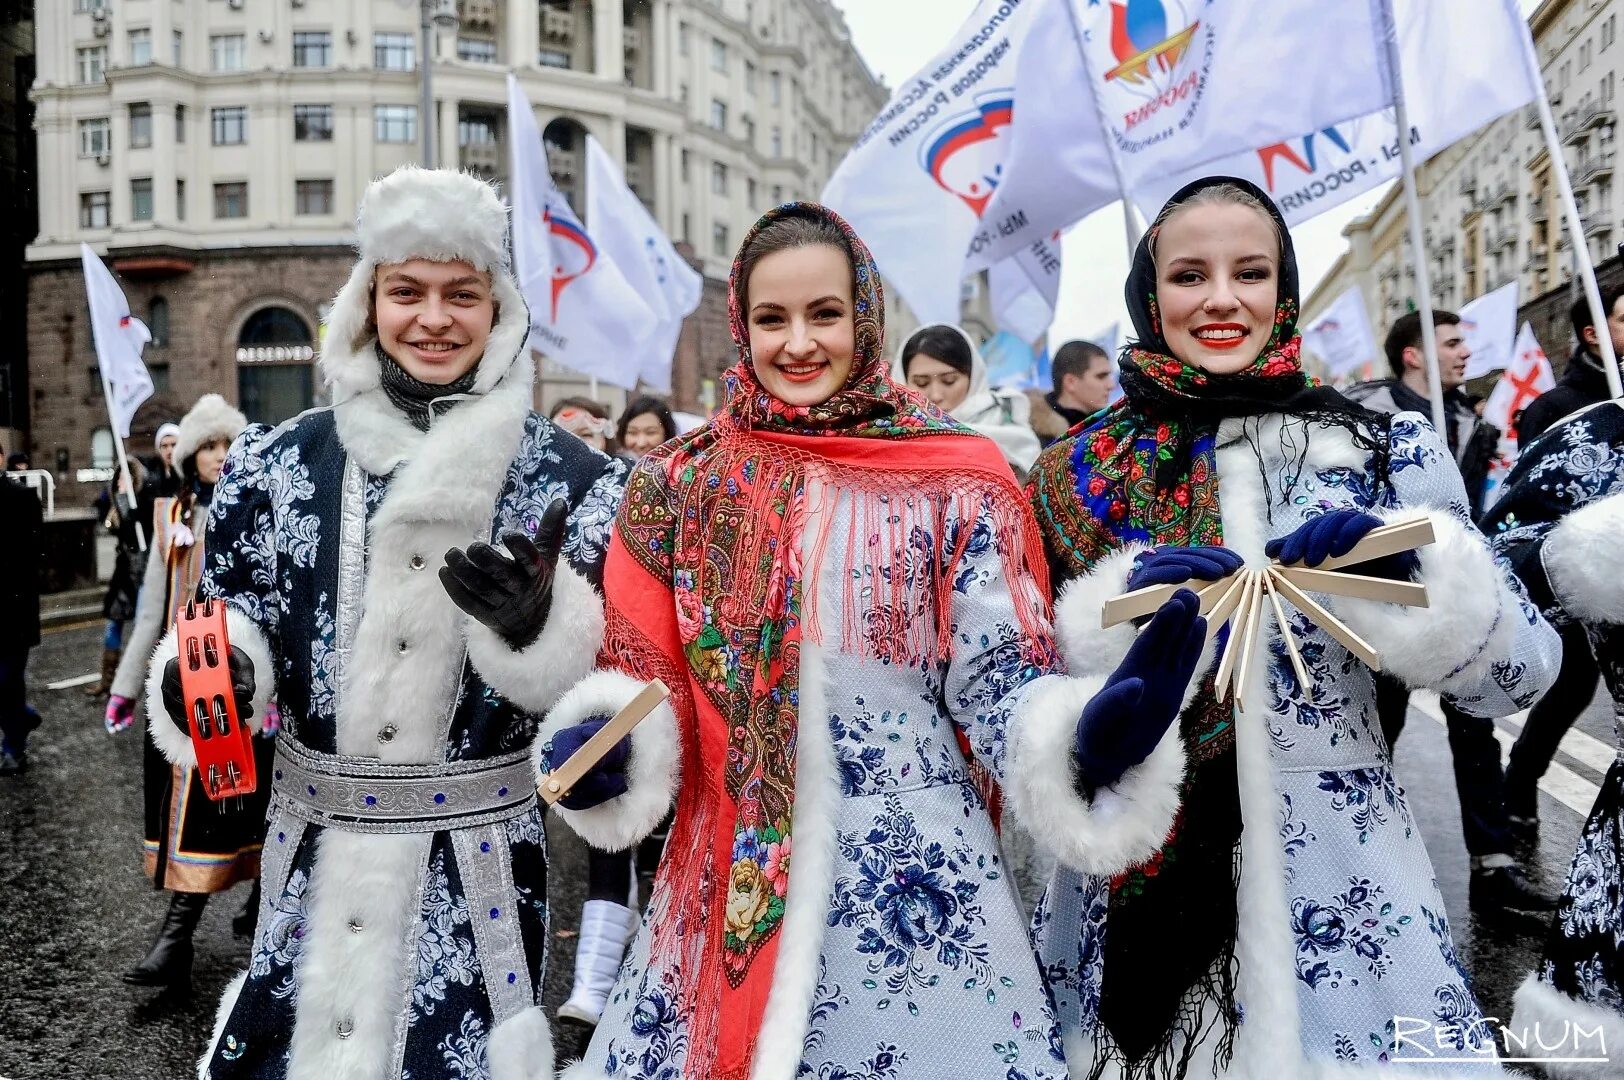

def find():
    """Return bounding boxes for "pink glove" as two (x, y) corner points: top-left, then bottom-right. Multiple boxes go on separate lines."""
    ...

(260, 700), (281, 736)
(105, 694), (136, 734)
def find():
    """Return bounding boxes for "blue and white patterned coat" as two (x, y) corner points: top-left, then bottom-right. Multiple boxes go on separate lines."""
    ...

(1039, 412), (1561, 1078)
(540, 476), (1131, 1080)
(145, 353), (626, 1079)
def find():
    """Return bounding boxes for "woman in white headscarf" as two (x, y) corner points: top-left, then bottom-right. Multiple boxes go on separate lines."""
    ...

(893, 323), (1042, 478)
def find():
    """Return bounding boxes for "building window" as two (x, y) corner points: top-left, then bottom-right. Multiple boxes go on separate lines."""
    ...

(712, 221), (729, 257)
(459, 116), (497, 146)
(539, 47), (570, 68)
(210, 34), (245, 72)
(171, 30), (183, 66)
(293, 31), (332, 69)
(745, 60), (757, 94)
(770, 126), (781, 157)
(711, 161), (728, 195)
(678, 22), (689, 56)
(374, 104), (417, 144)
(211, 106), (247, 146)
(293, 103), (334, 142)
(78, 118), (110, 159)
(128, 28), (153, 67)
(79, 191), (111, 229)
(374, 32), (416, 71)
(770, 70), (781, 106)
(213, 182), (248, 219)
(175, 104), (186, 143)
(680, 149), (690, 183)
(74, 0), (107, 11)
(131, 178), (153, 222)
(128, 103), (152, 149)
(747, 178), (757, 208)
(91, 427), (115, 470)
(710, 37), (727, 72)
(709, 98), (727, 132)
(77, 46), (108, 83)
(176, 178), (186, 221)
(459, 37), (497, 63)
(295, 179), (333, 216)
(771, 184), (783, 204)
(743, 115), (755, 145)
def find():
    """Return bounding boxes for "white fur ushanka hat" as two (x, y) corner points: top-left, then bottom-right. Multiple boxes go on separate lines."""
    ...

(175, 393), (248, 464)
(320, 166), (532, 404)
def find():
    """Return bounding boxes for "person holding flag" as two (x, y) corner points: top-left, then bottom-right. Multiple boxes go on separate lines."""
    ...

(1026, 177), (1558, 1076)
(142, 166), (626, 1079)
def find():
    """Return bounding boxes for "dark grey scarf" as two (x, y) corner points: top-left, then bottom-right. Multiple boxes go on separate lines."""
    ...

(376, 344), (479, 431)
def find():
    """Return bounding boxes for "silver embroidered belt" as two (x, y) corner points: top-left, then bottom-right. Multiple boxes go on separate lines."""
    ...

(269, 735), (536, 834)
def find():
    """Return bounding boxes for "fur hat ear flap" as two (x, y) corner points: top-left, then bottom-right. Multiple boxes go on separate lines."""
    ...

(175, 393), (249, 463)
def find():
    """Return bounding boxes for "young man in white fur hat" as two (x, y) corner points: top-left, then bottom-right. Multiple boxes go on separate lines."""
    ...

(143, 166), (627, 1079)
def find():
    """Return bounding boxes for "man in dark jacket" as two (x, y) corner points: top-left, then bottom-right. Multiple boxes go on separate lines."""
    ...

(0, 470), (43, 775)
(1519, 285), (1624, 444)
(1501, 285), (1624, 827)
(1027, 339), (1115, 445)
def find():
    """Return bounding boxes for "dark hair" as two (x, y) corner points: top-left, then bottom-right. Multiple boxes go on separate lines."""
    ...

(900, 324), (973, 379)
(1051, 339), (1110, 393)
(7, 451), (29, 471)
(1569, 282), (1624, 346)
(736, 212), (849, 309)
(617, 395), (677, 444)
(1383, 309), (1461, 378)
(549, 395), (611, 422)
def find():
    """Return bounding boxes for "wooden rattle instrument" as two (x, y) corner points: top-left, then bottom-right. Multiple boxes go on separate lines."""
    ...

(539, 679), (670, 807)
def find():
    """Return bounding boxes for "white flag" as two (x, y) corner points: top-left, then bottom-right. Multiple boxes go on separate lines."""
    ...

(1461, 281), (1521, 379)
(1301, 287), (1379, 377)
(80, 243), (153, 438)
(1134, 0), (1539, 225)
(989, 234), (1063, 345)
(1484, 322), (1554, 435)
(506, 74), (657, 390)
(971, 0), (1391, 269)
(820, 0), (1041, 325)
(585, 135), (703, 392)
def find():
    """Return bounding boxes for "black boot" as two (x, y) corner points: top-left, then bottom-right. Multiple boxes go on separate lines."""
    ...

(232, 880), (260, 940)
(123, 892), (208, 988)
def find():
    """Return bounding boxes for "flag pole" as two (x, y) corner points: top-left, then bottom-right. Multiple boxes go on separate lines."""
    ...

(1061, 0), (1142, 252)
(93, 345), (146, 552)
(1512, 0), (1623, 399)
(1378, 0), (1448, 433)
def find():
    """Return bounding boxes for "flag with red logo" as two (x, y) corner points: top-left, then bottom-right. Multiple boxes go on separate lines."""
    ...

(80, 243), (153, 438)
(506, 74), (656, 390)
(1484, 323), (1555, 438)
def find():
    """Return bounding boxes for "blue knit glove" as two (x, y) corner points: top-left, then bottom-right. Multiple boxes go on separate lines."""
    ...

(1265, 509), (1418, 580)
(1073, 589), (1207, 794)
(547, 715), (631, 811)
(1125, 545), (1244, 591)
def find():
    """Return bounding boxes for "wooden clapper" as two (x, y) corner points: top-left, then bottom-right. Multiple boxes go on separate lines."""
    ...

(1099, 517), (1437, 712)
(538, 679), (671, 806)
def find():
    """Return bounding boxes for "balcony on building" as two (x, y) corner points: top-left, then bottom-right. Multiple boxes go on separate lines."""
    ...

(1528, 197), (1548, 226)
(1574, 147), (1615, 188)
(623, 0), (654, 90)
(1456, 170), (1478, 199)
(1562, 100), (1614, 145)
(539, 0), (593, 72)
(543, 116), (587, 208)
(625, 125), (655, 211)
(459, 106), (504, 182)
(1584, 216), (1613, 240)
(457, 0), (501, 65)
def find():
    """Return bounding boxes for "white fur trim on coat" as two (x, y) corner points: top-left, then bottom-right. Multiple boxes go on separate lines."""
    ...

(534, 670), (681, 852)
(175, 393), (248, 464)
(144, 607), (275, 770)
(321, 167), (531, 404)
(488, 1006), (556, 1080)
(1330, 508), (1514, 692)
(1008, 673), (1187, 876)
(1509, 972), (1623, 1080)
(197, 969), (248, 1079)
(1053, 544), (1150, 679)
(1542, 492), (1624, 624)
(464, 562), (604, 716)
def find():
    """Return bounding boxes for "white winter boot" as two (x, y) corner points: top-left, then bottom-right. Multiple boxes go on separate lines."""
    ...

(557, 899), (637, 1025)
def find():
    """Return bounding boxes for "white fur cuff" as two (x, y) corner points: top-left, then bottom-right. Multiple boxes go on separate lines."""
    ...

(1543, 492), (1624, 624)
(1510, 973), (1623, 1080)
(1008, 674), (1187, 876)
(489, 1006), (555, 1080)
(1331, 509), (1513, 690)
(465, 564), (604, 715)
(534, 670), (681, 852)
(1053, 544), (1149, 678)
(146, 607), (276, 769)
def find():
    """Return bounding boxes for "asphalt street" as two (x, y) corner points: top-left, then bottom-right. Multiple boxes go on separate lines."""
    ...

(0, 622), (1612, 1079)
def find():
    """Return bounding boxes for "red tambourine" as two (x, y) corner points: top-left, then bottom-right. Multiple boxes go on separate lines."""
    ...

(174, 599), (258, 801)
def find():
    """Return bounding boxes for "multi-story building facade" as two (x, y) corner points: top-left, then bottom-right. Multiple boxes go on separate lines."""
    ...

(1, 0), (35, 458)
(1305, 0), (1622, 378)
(25, 0), (884, 507)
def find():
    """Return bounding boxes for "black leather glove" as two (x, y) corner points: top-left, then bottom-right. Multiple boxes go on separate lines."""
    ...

(548, 715), (631, 810)
(161, 645), (257, 735)
(440, 500), (569, 649)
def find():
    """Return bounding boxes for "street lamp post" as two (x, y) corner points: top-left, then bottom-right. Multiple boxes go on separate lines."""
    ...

(421, 0), (458, 167)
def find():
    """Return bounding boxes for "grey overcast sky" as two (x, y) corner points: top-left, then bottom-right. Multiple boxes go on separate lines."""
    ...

(829, 1), (1531, 346)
